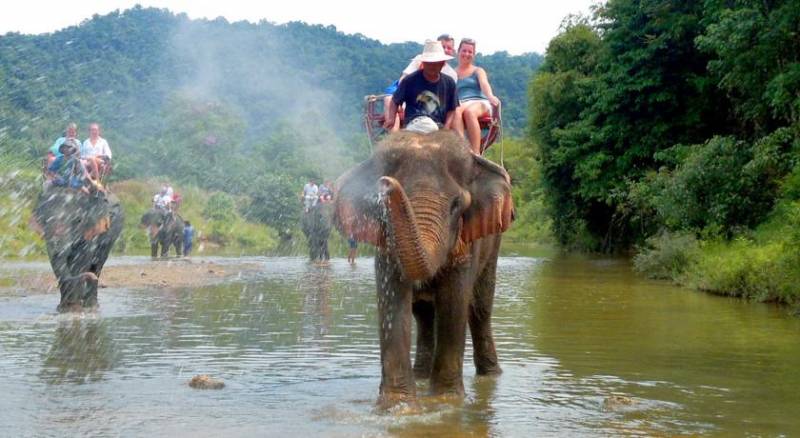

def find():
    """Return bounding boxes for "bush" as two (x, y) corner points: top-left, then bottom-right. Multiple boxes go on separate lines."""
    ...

(203, 192), (236, 222)
(633, 231), (699, 280)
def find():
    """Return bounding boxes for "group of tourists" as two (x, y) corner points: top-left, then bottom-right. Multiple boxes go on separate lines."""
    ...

(301, 179), (334, 213)
(383, 34), (500, 154)
(44, 122), (113, 194)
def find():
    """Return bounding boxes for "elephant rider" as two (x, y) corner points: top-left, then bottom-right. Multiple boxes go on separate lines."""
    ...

(382, 34), (457, 131)
(80, 122), (113, 183)
(46, 139), (93, 195)
(153, 186), (173, 211)
(384, 39), (458, 134)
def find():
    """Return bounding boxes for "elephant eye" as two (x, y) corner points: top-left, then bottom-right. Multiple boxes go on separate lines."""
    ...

(450, 197), (460, 215)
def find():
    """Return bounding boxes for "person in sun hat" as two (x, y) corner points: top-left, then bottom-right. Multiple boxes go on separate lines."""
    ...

(382, 34), (457, 131)
(384, 39), (459, 134)
(47, 138), (91, 194)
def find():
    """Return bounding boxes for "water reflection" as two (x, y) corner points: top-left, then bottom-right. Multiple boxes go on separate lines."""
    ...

(40, 317), (118, 385)
(298, 264), (333, 340)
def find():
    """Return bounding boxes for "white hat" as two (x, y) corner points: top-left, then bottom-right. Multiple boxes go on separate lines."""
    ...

(418, 39), (453, 63)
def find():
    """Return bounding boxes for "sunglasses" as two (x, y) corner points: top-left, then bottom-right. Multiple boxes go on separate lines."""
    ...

(460, 38), (476, 45)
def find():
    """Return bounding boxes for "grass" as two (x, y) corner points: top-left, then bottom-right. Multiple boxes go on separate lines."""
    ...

(634, 200), (800, 308)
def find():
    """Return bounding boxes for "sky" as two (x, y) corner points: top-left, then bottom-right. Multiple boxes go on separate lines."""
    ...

(0, 0), (597, 55)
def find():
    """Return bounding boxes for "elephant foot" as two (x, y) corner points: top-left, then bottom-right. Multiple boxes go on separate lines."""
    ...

(57, 302), (84, 313)
(475, 364), (502, 376)
(429, 379), (465, 398)
(376, 391), (419, 413)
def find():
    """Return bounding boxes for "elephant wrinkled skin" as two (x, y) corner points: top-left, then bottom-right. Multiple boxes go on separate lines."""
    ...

(334, 131), (513, 408)
(140, 209), (184, 258)
(33, 188), (124, 312)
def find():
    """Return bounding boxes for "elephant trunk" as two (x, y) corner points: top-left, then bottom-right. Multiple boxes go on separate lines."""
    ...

(380, 177), (445, 281)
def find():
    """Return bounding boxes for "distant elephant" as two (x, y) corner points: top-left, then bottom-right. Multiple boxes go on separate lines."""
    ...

(334, 131), (513, 408)
(140, 209), (184, 258)
(301, 201), (333, 262)
(33, 187), (124, 312)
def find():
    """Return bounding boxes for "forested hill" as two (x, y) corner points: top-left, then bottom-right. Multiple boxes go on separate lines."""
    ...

(0, 6), (540, 166)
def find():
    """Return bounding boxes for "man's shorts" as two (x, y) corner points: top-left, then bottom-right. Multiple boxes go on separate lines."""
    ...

(405, 116), (440, 134)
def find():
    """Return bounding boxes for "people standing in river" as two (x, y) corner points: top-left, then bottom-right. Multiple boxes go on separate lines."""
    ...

(183, 221), (194, 256)
(453, 38), (501, 154)
(347, 233), (358, 265)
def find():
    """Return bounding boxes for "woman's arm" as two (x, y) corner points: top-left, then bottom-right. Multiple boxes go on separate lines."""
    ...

(477, 67), (500, 106)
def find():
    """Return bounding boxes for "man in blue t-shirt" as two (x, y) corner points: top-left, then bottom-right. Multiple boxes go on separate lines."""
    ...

(183, 221), (194, 256)
(386, 40), (458, 134)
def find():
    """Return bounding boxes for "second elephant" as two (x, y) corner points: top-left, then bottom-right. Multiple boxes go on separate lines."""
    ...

(140, 209), (184, 258)
(301, 201), (333, 262)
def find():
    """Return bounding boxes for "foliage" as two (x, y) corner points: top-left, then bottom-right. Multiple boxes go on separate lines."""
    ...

(531, 0), (800, 252)
(633, 231), (699, 280)
(203, 192), (237, 222)
(0, 153), (45, 258)
(111, 179), (276, 256)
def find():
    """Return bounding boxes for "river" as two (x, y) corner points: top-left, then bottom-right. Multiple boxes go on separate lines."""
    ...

(0, 254), (798, 436)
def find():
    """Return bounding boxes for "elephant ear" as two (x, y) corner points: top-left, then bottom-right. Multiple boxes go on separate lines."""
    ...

(334, 158), (385, 247)
(461, 154), (514, 243)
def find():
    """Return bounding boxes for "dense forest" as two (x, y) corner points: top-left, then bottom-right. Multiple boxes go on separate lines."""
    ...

(530, 0), (799, 304)
(0, 7), (540, 231)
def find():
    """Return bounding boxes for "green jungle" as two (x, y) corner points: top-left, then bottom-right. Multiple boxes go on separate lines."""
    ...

(1, 1), (798, 307)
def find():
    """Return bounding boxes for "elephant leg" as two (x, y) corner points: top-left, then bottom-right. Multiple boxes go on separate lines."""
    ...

(160, 238), (169, 258)
(430, 267), (471, 397)
(375, 253), (416, 408)
(412, 299), (435, 378)
(176, 235), (183, 257)
(151, 242), (158, 259)
(470, 257), (502, 375)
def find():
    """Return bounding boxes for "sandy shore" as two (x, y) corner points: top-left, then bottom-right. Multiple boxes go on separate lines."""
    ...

(0, 258), (262, 295)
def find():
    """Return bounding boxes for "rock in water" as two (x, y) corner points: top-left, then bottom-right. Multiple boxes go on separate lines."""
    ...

(189, 374), (225, 390)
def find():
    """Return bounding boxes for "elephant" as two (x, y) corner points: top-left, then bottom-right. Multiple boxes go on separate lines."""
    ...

(301, 201), (333, 262)
(33, 187), (124, 312)
(140, 209), (184, 258)
(334, 131), (513, 408)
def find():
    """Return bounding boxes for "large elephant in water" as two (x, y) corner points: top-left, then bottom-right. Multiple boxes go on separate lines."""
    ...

(301, 201), (333, 262)
(33, 188), (124, 312)
(334, 131), (513, 408)
(140, 209), (184, 258)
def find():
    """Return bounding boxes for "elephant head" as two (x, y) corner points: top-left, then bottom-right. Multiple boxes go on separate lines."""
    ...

(334, 131), (513, 281)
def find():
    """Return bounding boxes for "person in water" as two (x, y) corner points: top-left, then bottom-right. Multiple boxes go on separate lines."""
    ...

(183, 221), (194, 256)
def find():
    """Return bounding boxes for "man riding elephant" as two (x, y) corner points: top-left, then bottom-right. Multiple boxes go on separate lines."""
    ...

(32, 187), (124, 311)
(140, 208), (185, 258)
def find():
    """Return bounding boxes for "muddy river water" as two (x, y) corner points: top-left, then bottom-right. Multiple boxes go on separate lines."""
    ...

(0, 254), (798, 436)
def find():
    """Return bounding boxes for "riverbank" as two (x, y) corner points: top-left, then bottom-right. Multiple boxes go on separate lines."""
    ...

(0, 258), (263, 296)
